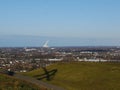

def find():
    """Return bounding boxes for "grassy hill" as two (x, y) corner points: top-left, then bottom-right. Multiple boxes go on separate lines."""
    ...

(0, 73), (46, 90)
(23, 62), (120, 90)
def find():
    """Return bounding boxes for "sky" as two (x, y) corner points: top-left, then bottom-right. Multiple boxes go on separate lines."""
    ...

(0, 0), (120, 46)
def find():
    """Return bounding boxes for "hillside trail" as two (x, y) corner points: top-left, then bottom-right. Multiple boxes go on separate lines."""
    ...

(14, 74), (65, 90)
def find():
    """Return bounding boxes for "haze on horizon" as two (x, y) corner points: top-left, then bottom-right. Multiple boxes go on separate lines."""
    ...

(0, 0), (120, 46)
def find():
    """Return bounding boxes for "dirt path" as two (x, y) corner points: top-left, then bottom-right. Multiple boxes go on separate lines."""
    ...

(14, 74), (65, 90)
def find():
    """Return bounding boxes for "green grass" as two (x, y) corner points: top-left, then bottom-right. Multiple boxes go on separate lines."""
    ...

(0, 73), (46, 90)
(24, 62), (120, 90)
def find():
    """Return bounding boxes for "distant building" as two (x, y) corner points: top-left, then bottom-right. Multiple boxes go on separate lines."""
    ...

(43, 41), (49, 48)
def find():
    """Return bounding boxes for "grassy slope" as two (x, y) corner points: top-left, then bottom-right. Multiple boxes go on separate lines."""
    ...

(0, 73), (45, 90)
(24, 62), (120, 90)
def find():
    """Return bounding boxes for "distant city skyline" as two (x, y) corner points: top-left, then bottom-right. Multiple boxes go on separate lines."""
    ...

(0, 0), (120, 46)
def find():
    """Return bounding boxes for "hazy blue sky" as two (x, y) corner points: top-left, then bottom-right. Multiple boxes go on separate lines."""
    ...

(0, 0), (120, 46)
(0, 0), (120, 38)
